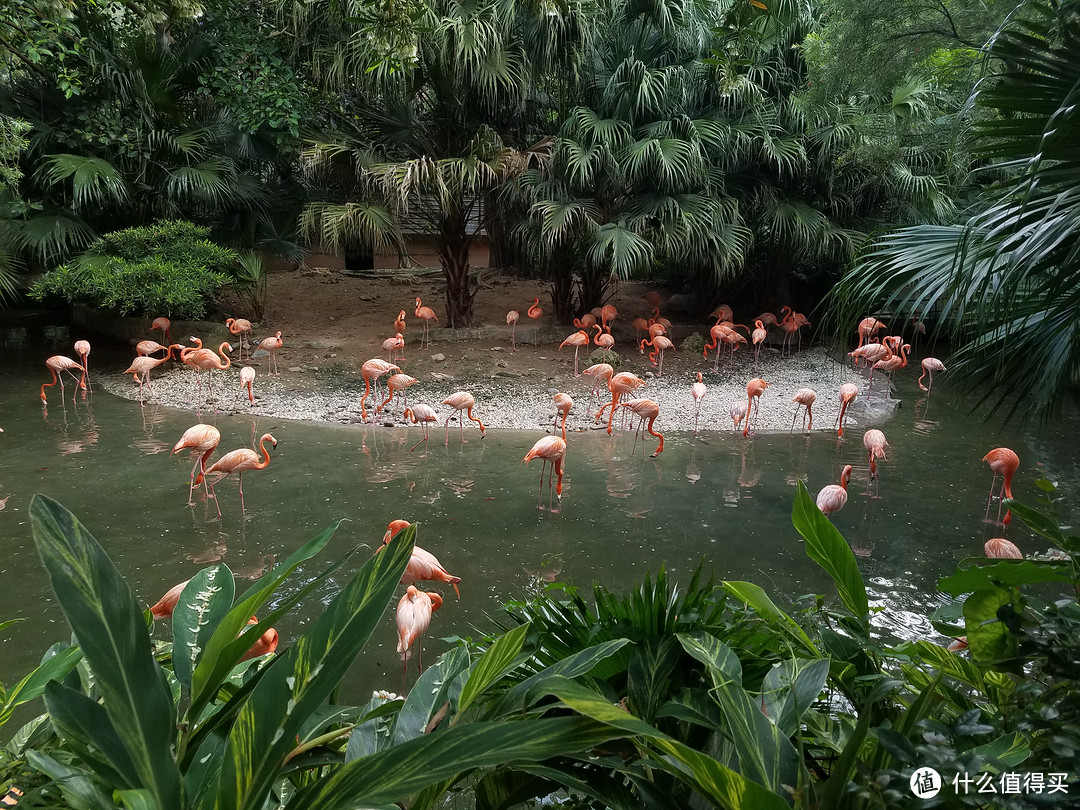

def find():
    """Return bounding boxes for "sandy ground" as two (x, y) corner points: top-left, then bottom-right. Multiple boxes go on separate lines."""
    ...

(97, 267), (898, 436)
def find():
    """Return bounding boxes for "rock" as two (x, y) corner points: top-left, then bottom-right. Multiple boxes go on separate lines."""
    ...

(546, 388), (559, 394)
(288, 366), (303, 372)
(431, 353), (446, 362)
(645, 371), (655, 378)
(667, 293), (692, 312)
(681, 333), (706, 354)
(330, 353), (337, 358)
(496, 360), (508, 368)
(430, 372), (454, 382)
(494, 370), (521, 378)
(539, 356), (548, 360)
(492, 346), (504, 352)
(587, 348), (621, 367)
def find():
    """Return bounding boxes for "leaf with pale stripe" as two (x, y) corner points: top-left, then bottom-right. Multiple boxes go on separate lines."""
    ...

(172, 565), (235, 690)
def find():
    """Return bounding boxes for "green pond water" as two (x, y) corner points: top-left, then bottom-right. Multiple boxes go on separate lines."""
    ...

(0, 317), (1073, 699)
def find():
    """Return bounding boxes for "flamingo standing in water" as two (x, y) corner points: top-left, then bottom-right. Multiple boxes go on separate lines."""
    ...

(378, 373), (418, 416)
(691, 373), (706, 435)
(582, 363), (613, 412)
(74, 340), (91, 392)
(360, 359), (401, 421)
(872, 343), (910, 399)
(41, 355), (87, 404)
(985, 537), (1022, 559)
(836, 383), (858, 437)
(729, 401), (747, 432)
(622, 398), (664, 457)
(404, 404), (439, 451)
(506, 310), (519, 350)
(205, 432), (277, 516)
(864, 429), (888, 479)
(151, 316), (171, 345)
(239, 367), (256, 405)
(396, 585), (443, 676)
(442, 391), (486, 444)
(983, 447), (1019, 526)
(742, 378), (769, 436)
(559, 330), (591, 377)
(523, 435), (567, 509)
(172, 423), (222, 505)
(919, 358), (946, 392)
(226, 318), (253, 361)
(414, 297), (438, 349)
(378, 520), (463, 596)
(553, 393), (573, 439)
(791, 388), (816, 432)
(816, 465), (853, 517)
(527, 298), (544, 346)
(255, 331), (283, 375)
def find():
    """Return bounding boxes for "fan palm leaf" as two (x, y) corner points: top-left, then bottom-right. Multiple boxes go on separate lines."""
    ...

(38, 154), (129, 211)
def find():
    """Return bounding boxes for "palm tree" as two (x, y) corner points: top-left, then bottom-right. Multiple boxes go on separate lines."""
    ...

(835, 0), (1080, 418)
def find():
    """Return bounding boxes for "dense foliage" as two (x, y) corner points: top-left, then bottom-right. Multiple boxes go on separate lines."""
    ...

(30, 221), (238, 319)
(2, 482), (1077, 808)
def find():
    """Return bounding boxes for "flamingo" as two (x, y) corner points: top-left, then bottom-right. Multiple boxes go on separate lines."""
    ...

(985, 537), (1022, 559)
(640, 334), (674, 377)
(854, 317), (887, 359)
(983, 447), (1019, 526)
(404, 404), (440, 451)
(631, 316), (650, 343)
(816, 465), (853, 517)
(125, 344), (183, 403)
(600, 304), (618, 332)
(506, 310), (520, 350)
(136, 340), (171, 357)
(396, 585), (442, 676)
(74, 340), (91, 391)
(378, 373), (418, 416)
(205, 432), (277, 517)
(864, 336), (900, 394)
(691, 372), (706, 435)
(593, 324), (615, 352)
(187, 342), (233, 403)
(780, 307), (808, 354)
(415, 297), (438, 349)
(40, 355), (87, 404)
(729, 401), (747, 432)
(559, 330), (591, 377)
(151, 316), (171, 345)
(836, 383), (858, 437)
(849, 341), (891, 369)
(710, 304), (733, 323)
(919, 358), (947, 392)
(791, 388), (816, 432)
(442, 391), (486, 445)
(582, 363), (614, 412)
(149, 579), (189, 620)
(395, 310), (407, 334)
(523, 435), (567, 509)
(871, 343), (910, 399)
(596, 372), (646, 434)
(172, 423), (222, 505)
(527, 298), (544, 346)
(742, 378), (769, 436)
(864, 429), (888, 479)
(574, 313), (597, 331)
(239, 626), (279, 662)
(226, 318), (253, 361)
(360, 359), (402, 422)
(239, 367), (256, 405)
(649, 307), (671, 331)
(552, 393), (573, 439)
(751, 319), (767, 365)
(379, 520), (462, 597)
(622, 398), (664, 457)
(756, 312), (778, 328)
(382, 332), (405, 363)
(255, 331), (283, 375)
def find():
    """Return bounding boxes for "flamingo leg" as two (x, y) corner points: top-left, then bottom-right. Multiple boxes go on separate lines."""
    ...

(444, 415), (452, 446)
(238, 473), (246, 514)
(511, 322), (516, 351)
(537, 459), (546, 509)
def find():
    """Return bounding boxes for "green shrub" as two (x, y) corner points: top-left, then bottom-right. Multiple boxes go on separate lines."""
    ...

(30, 220), (237, 320)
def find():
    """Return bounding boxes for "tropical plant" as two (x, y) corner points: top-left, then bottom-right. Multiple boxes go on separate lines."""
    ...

(230, 250), (269, 322)
(29, 221), (238, 320)
(834, 0), (1080, 419)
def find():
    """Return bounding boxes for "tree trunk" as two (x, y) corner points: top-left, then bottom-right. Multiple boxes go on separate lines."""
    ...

(576, 264), (610, 315)
(548, 252), (575, 322)
(439, 206), (475, 327)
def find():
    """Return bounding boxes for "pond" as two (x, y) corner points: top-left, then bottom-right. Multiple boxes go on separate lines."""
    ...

(0, 316), (1073, 700)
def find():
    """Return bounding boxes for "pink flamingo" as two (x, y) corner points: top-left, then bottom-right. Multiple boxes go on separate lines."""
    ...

(172, 423), (222, 505)
(239, 367), (256, 405)
(506, 310), (519, 350)
(40, 355), (86, 404)
(415, 297), (439, 349)
(596, 372), (646, 434)
(985, 537), (1022, 559)
(205, 432), (277, 516)
(523, 435), (567, 509)
(729, 401), (747, 432)
(527, 298), (544, 346)
(816, 465), (853, 517)
(379, 520), (462, 596)
(742, 378), (769, 436)
(559, 330), (591, 377)
(582, 363), (614, 412)
(74, 340), (91, 391)
(983, 447), (1019, 526)
(254, 331), (283, 375)
(592, 323), (615, 352)
(136, 340), (171, 357)
(396, 585), (442, 676)
(553, 393), (573, 439)
(622, 398), (664, 457)
(790, 388), (816, 432)
(360, 359), (401, 422)
(691, 372), (706, 434)
(836, 383), (858, 437)
(226, 318), (253, 361)
(187, 342), (233, 403)
(382, 332), (405, 363)
(404, 404), (439, 451)
(442, 391), (486, 444)
(378, 373), (418, 416)
(919, 358), (946, 392)
(864, 429), (888, 479)
(639, 334), (674, 376)
(151, 316), (171, 345)
(124, 344), (183, 403)
(751, 319), (767, 365)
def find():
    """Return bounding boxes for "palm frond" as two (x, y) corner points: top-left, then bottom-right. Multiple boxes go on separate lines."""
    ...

(38, 154), (129, 210)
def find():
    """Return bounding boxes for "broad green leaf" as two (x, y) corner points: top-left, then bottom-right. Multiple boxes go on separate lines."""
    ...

(500, 638), (630, 715)
(678, 633), (800, 794)
(344, 696), (404, 762)
(627, 636), (680, 724)
(760, 658), (830, 737)
(394, 644), (470, 746)
(116, 789), (158, 810)
(722, 581), (818, 655)
(515, 762), (641, 810)
(297, 717), (628, 810)
(212, 523), (414, 810)
(30, 495), (181, 809)
(963, 588), (1016, 662)
(939, 560), (1072, 595)
(820, 679), (901, 807)
(188, 520), (342, 723)
(791, 481), (869, 629)
(971, 733), (1030, 767)
(1, 642), (83, 723)
(44, 680), (139, 788)
(26, 749), (115, 810)
(172, 565), (235, 690)
(454, 622), (530, 721)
